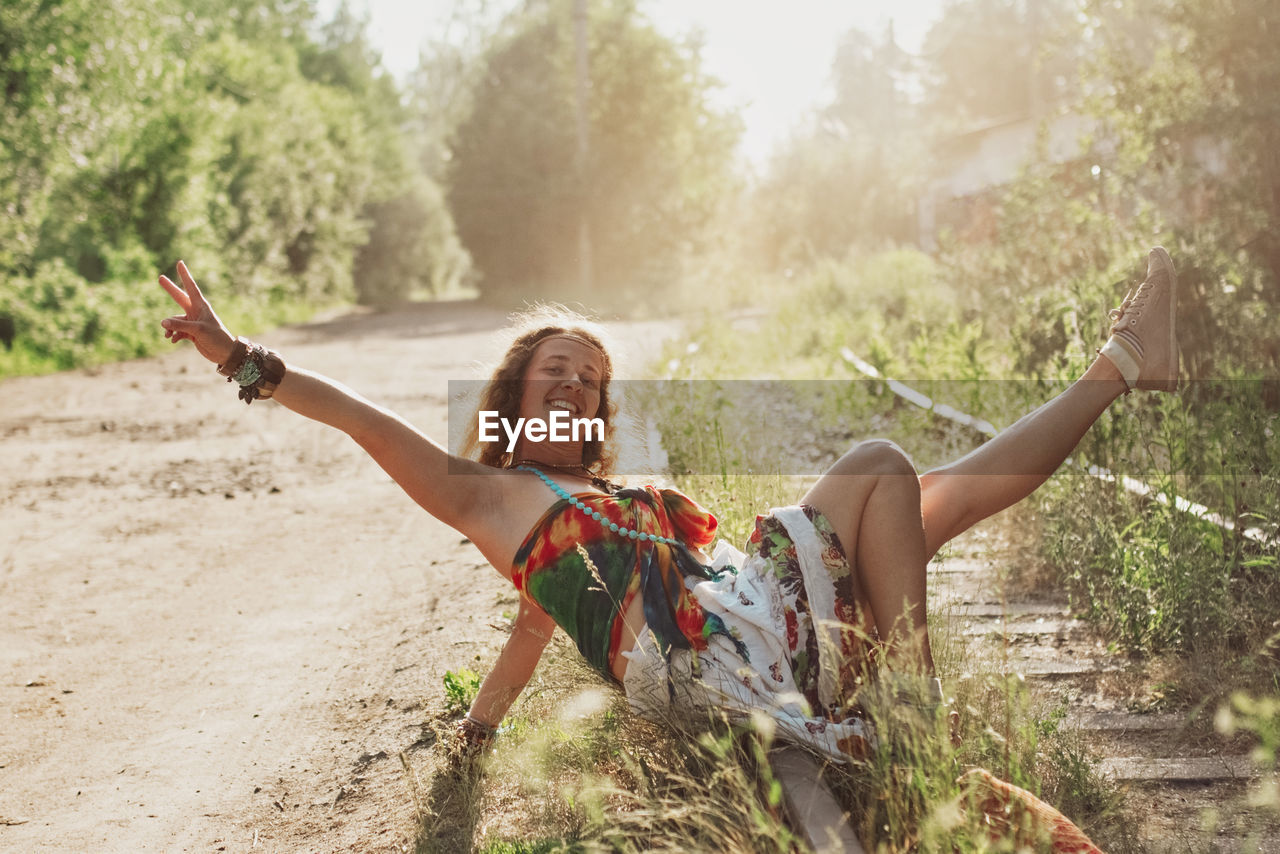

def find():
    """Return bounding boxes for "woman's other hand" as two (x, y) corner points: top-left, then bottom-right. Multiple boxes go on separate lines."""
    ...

(159, 261), (235, 366)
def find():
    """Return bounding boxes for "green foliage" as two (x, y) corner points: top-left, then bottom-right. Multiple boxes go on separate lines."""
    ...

(0, 258), (168, 371)
(1217, 686), (1280, 812)
(749, 134), (919, 270)
(1218, 688), (1280, 771)
(301, 3), (469, 305)
(922, 0), (1085, 128)
(924, 0), (1280, 383)
(443, 667), (482, 716)
(0, 0), (466, 374)
(1041, 476), (1234, 652)
(354, 174), (470, 306)
(448, 0), (741, 304)
(1088, 0), (1280, 313)
(747, 28), (921, 269)
(878, 0), (1280, 680)
(645, 249), (1000, 525)
(1072, 0), (1280, 383)
(1021, 365), (1279, 666)
(175, 32), (373, 302)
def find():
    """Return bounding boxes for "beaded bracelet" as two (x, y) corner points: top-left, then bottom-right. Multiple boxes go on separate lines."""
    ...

(232, 358), (261, 388)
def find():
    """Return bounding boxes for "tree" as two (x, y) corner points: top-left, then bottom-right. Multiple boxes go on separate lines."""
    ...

(920, 0), (1280, 382)
(747, 25), (922, 269)
(1, 0), (462, 371)
(302, 2), (468, 305)
(447, 0), (741, 303)
(1084, 0), (1280, 378)
(921, 0), (1084, 128)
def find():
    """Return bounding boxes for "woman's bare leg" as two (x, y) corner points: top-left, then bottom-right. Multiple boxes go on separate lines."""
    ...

(919, 355), (1127, 559)
(921, 246), (1179, 557)
(801, 440), (935, 672)
(801, 357), (1126, 675)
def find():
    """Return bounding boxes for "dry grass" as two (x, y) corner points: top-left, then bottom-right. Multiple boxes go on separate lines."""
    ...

(403, 597), (1144, 853)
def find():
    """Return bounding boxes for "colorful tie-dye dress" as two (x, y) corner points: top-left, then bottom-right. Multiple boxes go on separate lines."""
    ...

(510, 484), (720, 682)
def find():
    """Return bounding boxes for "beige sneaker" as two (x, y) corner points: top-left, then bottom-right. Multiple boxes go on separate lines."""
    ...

(1100, 247), (1179, 391)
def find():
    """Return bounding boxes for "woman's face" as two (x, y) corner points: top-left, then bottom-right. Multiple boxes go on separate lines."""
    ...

(518, 336), (606, 433)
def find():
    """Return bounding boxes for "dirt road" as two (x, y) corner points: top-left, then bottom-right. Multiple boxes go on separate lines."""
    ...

(0, 301), (676, 852)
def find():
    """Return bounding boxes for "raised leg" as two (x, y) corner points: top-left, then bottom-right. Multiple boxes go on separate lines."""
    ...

(801, 356), (1128, 675)
(921, 246), (1178, 556)
(918, 354), (1127, 559)
(801, 247), (1176, 675)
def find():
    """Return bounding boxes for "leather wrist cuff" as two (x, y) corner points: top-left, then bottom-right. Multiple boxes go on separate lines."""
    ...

(216, 337), (250, 378)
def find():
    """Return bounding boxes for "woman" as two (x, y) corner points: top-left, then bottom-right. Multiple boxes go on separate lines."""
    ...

(158, 248), (1177, 848)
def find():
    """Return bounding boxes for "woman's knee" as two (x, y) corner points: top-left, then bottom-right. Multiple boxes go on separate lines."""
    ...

(801, 441), (924, 566)
(833, 439), (919, 479)
(801, 439), (920, 515)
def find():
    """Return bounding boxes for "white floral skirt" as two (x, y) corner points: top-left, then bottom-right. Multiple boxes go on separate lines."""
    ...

(622, 505), (875, 761)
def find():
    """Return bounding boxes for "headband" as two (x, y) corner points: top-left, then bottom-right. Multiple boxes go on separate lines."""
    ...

(538, 332), (608, 359)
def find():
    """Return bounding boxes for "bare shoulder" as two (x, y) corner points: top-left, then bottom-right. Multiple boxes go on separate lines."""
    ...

(454, 467), (583, 579)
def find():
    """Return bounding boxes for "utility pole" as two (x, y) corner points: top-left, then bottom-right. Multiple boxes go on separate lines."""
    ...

(573, 0), (593, 294)
(1027, 0), (1042, 119)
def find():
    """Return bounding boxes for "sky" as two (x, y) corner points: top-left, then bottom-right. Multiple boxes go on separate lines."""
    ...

(318, 0), (945, 164)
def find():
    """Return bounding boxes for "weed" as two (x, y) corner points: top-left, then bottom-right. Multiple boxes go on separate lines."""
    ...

(444, 668), (482, 717)
(1216, 678), (1280, 813)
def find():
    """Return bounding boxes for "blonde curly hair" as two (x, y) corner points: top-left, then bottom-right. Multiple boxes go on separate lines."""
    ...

(461, 307), (620, 475)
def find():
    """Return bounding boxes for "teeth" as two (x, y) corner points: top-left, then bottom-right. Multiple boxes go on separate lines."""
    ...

(549, 400), (576, 414)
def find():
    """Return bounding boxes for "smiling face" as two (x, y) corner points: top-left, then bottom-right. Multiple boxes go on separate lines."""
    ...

(464, 317), (618, 474)
(513, 336), (606, 463)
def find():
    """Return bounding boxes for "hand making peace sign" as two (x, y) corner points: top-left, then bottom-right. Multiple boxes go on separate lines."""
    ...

(158, 261), (236, 367)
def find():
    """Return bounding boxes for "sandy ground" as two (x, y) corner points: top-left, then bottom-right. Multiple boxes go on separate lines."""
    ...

(0, 301), (677, 853)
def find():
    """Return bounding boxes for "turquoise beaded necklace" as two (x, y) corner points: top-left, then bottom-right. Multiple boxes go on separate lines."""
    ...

(515, 465), (680, 547)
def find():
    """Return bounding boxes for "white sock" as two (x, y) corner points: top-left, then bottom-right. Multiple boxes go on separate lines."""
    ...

(1100, 335), (1141, 389)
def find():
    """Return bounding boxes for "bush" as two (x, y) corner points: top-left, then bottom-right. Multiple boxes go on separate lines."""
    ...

(0, 259), (169, 372)
(443, 668), (482, 717)
(354, 175), (470, 306)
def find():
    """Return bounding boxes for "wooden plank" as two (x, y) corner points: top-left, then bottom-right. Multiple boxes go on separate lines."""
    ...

(1099, 755), (1263, 782)
(947, 602), (1072, 618)
(928, 560), (992, 575)
(1064, 711), (1184, 732)
(770, 747), (868, 854)
(1015, 658), (1122, 676)
(960, 617), (1085, 637)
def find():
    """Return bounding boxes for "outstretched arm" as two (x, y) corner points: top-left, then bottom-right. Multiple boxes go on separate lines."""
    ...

(157, 261), (499, 534)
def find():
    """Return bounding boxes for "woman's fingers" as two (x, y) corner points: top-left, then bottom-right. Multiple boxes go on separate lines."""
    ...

(162, 317), (201, 337)
(159, 274), (192, 314)
(159, 261), (233, 363)
(175, 261), (207, 313)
